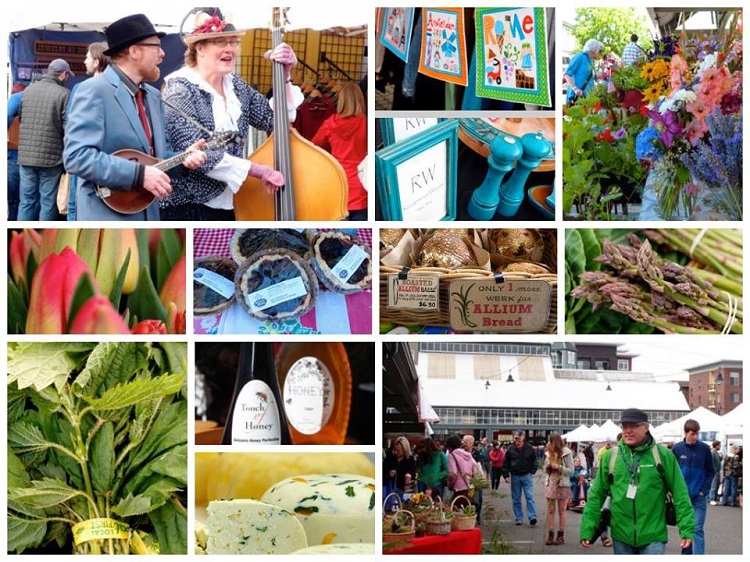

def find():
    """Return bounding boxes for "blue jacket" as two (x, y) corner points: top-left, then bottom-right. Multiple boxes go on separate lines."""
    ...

(672, 440), (714, 500)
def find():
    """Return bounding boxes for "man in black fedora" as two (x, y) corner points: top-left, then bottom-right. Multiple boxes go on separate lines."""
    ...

(64, 13), (206, 221)
(580, 408), (695, 554)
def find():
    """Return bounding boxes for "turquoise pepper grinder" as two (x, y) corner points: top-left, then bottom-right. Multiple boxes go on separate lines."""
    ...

(468, 134), (522, 221)
(496, 132), (551, 218)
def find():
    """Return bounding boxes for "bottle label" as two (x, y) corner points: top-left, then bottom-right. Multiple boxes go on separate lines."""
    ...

(231, 380), (281, 445)
(283, 356), (334, 435)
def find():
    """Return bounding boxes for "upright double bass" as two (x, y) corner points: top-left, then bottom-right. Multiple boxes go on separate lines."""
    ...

(234, 8), (349, 221)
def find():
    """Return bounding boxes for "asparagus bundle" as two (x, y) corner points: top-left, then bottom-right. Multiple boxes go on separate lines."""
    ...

(570, 231), (742, 334)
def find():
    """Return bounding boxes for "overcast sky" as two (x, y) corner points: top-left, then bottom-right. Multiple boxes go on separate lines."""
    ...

(622, 337), (743, 379)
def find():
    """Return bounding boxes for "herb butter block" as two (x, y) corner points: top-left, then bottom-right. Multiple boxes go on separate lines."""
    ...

(260, 474), (376, 545)
(294, 543), (377, 554)
(206, 499), (307, 554)
(195, 520), (208, 555)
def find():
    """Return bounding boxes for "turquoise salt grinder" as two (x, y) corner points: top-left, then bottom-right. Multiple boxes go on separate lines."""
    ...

(496, 132), (551, 218)
(467, 134), (522, 221)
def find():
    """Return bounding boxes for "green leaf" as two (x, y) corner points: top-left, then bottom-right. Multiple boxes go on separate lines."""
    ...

(7, 514), (47, 554)
(85, 374), (185, 411)
(9, 477), (83, 508)
(8, 421), (52, 454)
(158, 342), (188, 377)
(90, 422), (115, 494)
(66, 273), (98, 332)
(8, 342), (94, 391)
(136, 229), (151, 273)
(73, 342), (149, 397)
(579, 229), (603, 271)
(149, 498), (187, 555)
(7, 276), (28, 334)
(112, 493), (153, 518)
(108, 248), (132, 309)
(151, 444), (188, 484)
(127, 266), (168, 325)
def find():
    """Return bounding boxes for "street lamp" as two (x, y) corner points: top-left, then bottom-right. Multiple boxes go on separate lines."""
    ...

(506, 374), (514, 382)
(485, 380), (491, 390)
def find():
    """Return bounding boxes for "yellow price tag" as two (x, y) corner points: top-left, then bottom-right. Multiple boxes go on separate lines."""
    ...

(72, 518), (130, 546)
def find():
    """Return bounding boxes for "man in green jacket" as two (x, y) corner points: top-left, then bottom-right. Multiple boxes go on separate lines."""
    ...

(580, 408), (694, 554)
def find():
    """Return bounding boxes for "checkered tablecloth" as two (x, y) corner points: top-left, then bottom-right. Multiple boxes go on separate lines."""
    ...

(193, 228), (373, 335)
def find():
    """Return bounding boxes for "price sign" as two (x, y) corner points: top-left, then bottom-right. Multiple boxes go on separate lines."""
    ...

(387, 274), (440, 311)
(449, 278), (551, 332)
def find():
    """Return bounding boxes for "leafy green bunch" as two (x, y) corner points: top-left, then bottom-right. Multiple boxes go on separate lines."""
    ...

(7, 342), (188, 554)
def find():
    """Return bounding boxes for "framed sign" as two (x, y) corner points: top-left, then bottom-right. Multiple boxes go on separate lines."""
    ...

(474, 7), (551, 107)
(387, 273), (440, 311)
(379, 117), (443, 147)
(449, 278), (552, 332)
(379, 7), (415, 62)
(418, 8), (468, 86)
(376, 119), (459, 221)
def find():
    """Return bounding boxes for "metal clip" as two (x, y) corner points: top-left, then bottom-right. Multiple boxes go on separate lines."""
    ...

(398, 266), (411, 280)
(493, 272), (505, 284)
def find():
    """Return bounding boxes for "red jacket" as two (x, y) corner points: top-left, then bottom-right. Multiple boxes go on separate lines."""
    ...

(311, 113), (367, 212)
(490, 447), (505, 468)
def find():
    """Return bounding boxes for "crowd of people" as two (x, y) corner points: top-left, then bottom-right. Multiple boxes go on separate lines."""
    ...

(384, 407), (742, 554)
(8, 9), (367, 222)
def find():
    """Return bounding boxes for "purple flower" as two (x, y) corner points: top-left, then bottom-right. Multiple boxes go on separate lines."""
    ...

(613, 127), (627, 140)
(647, 108), (682, 149)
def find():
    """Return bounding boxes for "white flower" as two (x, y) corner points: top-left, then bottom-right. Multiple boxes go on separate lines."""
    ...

(673, 89), (697, 103)
(699, 54), (717, 74)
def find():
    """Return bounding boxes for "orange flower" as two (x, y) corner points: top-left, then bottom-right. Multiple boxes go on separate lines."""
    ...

(131, 319), (168, 334)
(26, 248), (99, 334)
(68, 295), (130, 334)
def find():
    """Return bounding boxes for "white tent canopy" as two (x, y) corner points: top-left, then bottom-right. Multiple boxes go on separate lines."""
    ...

(721, 403), (744, 438)
(562, 424), (589, 442)
(652, 406), (728, 442)
(588, 419), (621, 442)
(9, 4), (368, 33)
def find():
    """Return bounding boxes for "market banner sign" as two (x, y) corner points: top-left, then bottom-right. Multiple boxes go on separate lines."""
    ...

(379, 7), (415, 62)
(418, 8), (468, 86)
(474, 7), (551, 107)
(387, 273), (440, 311)
(449, 278), (551, 332)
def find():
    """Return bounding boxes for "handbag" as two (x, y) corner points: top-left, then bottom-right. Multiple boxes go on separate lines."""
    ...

(56, 173), (70, 215)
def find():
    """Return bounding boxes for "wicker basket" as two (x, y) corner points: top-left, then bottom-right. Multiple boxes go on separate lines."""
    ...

(426, 497), (452, 536)
(408, 495), (434, 525)
(380, 229), (557, 333)
(450, 496), (477, 531)
(382, 508), (416, 544)
(382, 492), (402, 528)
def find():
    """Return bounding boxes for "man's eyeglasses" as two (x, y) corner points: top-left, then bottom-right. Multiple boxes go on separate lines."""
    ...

(136, 42), (163, 49)
(209, 38), (242, 47)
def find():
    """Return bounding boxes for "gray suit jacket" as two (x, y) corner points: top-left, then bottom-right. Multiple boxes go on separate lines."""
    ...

(64, 65), (169, 221)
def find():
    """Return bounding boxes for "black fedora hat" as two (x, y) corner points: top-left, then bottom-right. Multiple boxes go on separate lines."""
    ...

(104, 13), (166, 56)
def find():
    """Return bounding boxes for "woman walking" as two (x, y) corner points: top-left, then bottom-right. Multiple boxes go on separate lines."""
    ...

(543, 432), (574, 545)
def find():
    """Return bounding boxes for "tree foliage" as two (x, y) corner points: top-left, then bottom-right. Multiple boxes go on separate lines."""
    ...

(572, 8), (651, 56)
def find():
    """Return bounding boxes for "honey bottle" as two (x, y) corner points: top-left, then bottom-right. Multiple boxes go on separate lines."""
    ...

(221, 342), (291, 446)
(275, 342), (352, 444)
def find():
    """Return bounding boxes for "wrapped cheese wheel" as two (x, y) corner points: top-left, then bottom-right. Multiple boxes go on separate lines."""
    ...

(261, 474), (376, 545)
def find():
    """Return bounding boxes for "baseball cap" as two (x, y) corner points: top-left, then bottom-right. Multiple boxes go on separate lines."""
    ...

(620, 408), (649, 425)
(47, 59), (74, 76)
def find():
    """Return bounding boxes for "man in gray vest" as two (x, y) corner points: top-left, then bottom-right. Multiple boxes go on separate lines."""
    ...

(17, 58), (72, 220)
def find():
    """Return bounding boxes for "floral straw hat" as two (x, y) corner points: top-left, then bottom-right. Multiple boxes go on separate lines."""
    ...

(182, 9), (246, 46)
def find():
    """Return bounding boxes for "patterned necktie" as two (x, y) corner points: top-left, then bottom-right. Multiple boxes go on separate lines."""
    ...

(135, 89), (153, 154)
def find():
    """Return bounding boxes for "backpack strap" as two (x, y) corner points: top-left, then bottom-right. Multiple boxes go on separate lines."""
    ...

(607, 446), (618, 484)
(651, 443), (672, 493)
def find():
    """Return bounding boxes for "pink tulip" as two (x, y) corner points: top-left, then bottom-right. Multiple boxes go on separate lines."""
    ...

(68, 295), (130, 334)
(25, 248), (99, 334)
(131, 319), (168, 334)
(9, 229), (41, 286)
(159, 254), (187, 312)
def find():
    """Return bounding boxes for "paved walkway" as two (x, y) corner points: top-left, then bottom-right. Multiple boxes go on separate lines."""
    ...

(475, 471), (743, 555)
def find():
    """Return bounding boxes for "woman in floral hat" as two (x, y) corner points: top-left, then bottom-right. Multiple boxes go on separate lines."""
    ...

(162, 9), (303, 221)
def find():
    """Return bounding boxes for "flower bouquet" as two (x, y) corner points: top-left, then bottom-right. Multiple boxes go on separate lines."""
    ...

(8, 229), (186, 334)
(635, 21), (742, 220)
(404, 492), (434, 524)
